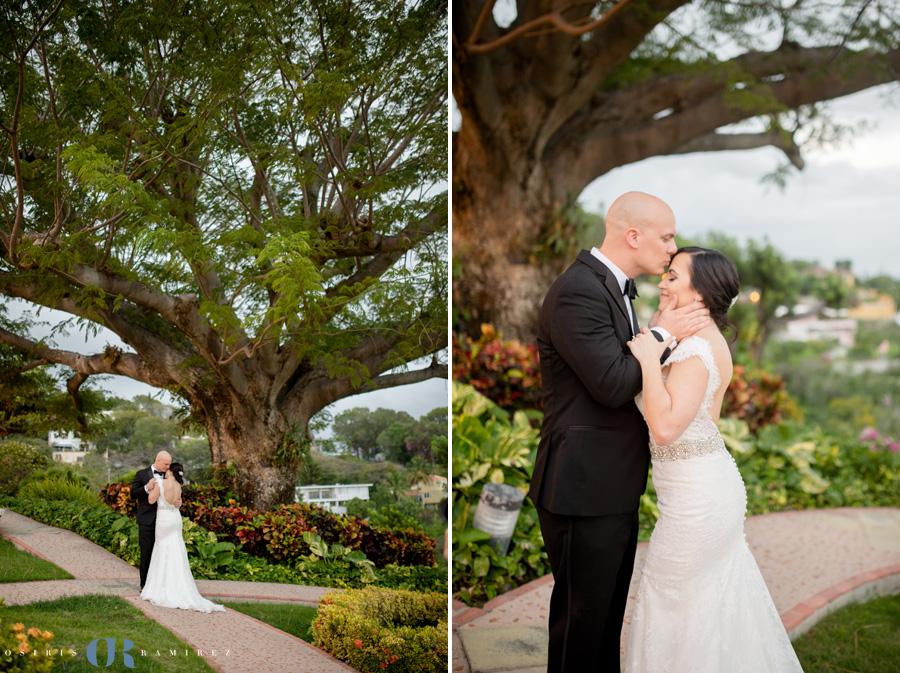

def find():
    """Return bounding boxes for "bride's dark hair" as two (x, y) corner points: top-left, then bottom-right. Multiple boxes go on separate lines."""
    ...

(673, 246), (740, 341)
(169, 462), (185, 485)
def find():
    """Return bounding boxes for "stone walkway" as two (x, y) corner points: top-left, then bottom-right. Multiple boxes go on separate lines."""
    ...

(452, 507), (900, 673)
(0, 508), (356, 673)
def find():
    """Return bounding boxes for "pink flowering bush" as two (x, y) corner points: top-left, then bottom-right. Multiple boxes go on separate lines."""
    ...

(859, 427), (900, 453)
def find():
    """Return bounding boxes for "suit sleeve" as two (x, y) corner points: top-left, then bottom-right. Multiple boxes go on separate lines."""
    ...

(131, 471), (149, 503)
(551, 280), (644, 408)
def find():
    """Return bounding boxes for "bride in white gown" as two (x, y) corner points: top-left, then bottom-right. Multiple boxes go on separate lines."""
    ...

(625, 247), (802, 673)
(140, 463), (225, 613)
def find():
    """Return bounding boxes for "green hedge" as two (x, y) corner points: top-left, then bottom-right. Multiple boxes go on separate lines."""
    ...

(0, 496), (446, 593)
(311, 587), (447, 673)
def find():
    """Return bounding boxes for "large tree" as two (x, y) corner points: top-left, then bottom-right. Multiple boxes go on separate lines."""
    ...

(453, 0), (900, 337)
(0, 0), (448, 509)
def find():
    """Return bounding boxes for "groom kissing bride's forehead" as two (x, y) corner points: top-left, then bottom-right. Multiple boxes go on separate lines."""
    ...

(530, 191), (803, 673)
(531, 190), (711, 672)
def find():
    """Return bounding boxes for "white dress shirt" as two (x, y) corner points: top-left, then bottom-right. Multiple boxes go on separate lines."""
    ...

(146, 466), (164, 493)
(590, 247), (674, 344)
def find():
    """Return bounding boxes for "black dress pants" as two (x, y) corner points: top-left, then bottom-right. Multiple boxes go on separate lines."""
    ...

(536, 505), (639, 673)
(138, 523), (155, 588)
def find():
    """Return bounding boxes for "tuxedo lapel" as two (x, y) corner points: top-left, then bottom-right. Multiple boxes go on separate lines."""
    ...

(576, 250), (630, 325)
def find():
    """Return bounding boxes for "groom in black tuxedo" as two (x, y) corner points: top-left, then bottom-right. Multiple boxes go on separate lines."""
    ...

(131, 450), (179, 589)
(530, 192), (709, 672)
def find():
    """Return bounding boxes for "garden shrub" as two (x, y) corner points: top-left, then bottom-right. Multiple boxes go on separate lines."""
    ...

(312, 587), (447, 673)
(452, 325), (542, 413)
(733, 421), (900, 515)
(18, 478), (101, 508)
(0, 616), (73, 671)
(452, 379), (900, 606)
(0, 441), (48, 496)
(723, 365), (803, 434)
(190, 502), (436, 568)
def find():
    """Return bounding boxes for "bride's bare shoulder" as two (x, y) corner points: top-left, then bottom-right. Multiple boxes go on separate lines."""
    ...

(684, 329), (732, 373)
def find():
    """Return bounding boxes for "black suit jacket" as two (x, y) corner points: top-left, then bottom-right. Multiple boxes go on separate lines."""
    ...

(529, 250), (654, 516)
(131, 467), (159, 527)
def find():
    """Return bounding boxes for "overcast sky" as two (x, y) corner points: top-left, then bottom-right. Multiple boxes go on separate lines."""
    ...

(579, 85), (900, 279)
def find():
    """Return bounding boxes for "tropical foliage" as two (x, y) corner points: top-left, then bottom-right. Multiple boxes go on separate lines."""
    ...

(451, 382), (548, 605)
(452, 382), (900, 606)
(452, 325), (542, 413)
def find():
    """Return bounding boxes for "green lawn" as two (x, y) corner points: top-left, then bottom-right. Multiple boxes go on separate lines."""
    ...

(0, 595), (220, 673)
(794, 594), (900, 673)
(0, 536), (74, 583)
(221, 601), (318, 643)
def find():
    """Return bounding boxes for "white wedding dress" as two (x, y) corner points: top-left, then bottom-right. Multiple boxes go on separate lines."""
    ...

(626, 337), (803, 673)
(140, 480), (225, 613)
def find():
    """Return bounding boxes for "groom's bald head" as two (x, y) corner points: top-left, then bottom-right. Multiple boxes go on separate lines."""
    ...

(153, 451), (172, 472)
(599, 191), (677, 278)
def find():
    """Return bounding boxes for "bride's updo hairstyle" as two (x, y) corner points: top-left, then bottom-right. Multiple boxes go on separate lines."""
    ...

(169, 462), (185, 485)
(673, 246), (740, 340)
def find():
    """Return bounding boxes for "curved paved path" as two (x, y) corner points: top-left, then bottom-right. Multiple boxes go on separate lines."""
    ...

(0, 508), (356, 673)
(452, 507), (900, 673)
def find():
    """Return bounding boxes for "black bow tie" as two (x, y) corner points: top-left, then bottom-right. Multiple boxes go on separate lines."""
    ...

(624, 278), (638, 300)
(153, 469), (165, 476)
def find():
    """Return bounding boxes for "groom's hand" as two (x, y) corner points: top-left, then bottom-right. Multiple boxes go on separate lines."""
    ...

(651, 293), (710, 341)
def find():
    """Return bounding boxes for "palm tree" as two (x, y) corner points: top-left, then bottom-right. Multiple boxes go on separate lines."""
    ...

(382, 469), (409, 503)
(406, 456), (431, 490)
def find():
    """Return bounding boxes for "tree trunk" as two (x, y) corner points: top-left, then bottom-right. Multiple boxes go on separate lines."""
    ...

(452, 128), (573, 340)
(194, 387), (301, 511)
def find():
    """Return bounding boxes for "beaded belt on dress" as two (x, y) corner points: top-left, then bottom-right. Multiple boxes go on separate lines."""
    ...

(650, 434), (726, 461)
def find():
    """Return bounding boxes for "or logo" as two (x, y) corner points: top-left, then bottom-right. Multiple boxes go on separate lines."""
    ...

(86, 638), (136, 669)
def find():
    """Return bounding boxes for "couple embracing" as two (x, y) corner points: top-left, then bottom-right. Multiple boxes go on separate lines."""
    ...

(531, 192), (803, 672)
(131, 451), (225, 613)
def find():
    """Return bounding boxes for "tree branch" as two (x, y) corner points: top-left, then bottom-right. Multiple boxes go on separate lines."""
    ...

(361, 361), (449, 392)
(66, 371), (89, 432)
(667, 131), (804, 169)
(0, 358), (49, 381)
(549, 45), (900, 194)
(0, 325), (174, 389)
(311, 211), (443, 263)
(0, 277), (209, 393)
(463, 0), (636, 55)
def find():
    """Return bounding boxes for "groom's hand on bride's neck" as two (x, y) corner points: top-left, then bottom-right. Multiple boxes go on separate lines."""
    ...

(650, 293), (710, 341)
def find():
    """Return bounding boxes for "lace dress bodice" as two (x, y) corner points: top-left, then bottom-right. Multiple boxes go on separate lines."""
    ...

(636, 336), (720, 444)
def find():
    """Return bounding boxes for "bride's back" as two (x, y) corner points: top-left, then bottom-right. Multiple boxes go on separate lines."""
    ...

(699, 325), (733, 424)
(162, 476), (181, 505)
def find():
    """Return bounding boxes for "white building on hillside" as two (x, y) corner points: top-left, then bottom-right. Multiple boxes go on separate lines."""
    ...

(48, 431), (91, 464)
(295, 483), (372, 515)
(776, 315), (858, 348)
